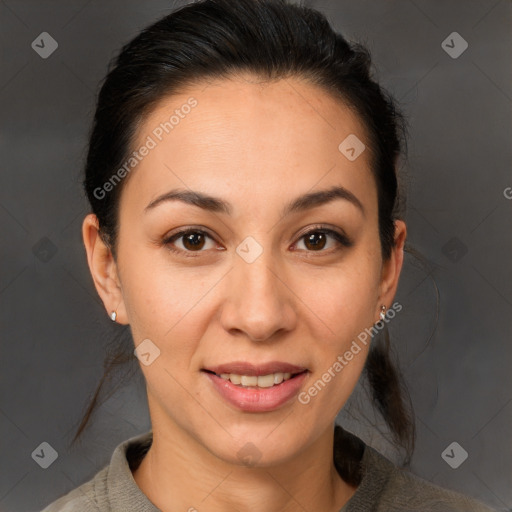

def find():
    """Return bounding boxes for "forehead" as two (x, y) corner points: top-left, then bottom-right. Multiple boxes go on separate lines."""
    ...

(124, 75), (377, 217)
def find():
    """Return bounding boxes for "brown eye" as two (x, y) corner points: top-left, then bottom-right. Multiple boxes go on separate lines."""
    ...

(181, 231), (207, 251)
(163, 229), (216, 256)
(295, 228), (353, 253)
(303, 231), (328, 251)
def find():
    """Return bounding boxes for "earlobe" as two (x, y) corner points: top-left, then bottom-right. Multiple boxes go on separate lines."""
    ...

(82, 214), (127, 324)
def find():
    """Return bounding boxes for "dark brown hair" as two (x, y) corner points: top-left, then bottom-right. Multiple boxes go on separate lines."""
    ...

(73, 0), (425, 485)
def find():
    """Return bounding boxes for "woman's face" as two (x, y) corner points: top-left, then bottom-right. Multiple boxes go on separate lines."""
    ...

(85, 75), (405, 466)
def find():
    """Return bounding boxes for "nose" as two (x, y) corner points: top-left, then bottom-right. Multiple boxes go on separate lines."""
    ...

(219, 252), (296, 342)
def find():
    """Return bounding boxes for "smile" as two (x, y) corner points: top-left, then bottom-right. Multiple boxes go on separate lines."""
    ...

(201, 366), (309, 413)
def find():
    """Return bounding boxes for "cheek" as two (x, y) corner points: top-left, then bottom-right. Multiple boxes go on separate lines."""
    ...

(298, 254), (380, 343)
(118, 250), (206, 346)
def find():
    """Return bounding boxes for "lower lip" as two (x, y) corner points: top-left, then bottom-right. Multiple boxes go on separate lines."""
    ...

(203, 371), (308, 412)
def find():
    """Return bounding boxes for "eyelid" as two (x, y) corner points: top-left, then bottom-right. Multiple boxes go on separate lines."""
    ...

(295, 223), (352, 244)
(162, 226), (219, 256)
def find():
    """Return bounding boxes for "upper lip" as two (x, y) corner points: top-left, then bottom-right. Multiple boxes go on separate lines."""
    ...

(203, 361), (308, 376)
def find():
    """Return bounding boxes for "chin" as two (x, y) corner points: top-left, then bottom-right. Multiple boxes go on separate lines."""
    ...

(201, 423), (309, 468)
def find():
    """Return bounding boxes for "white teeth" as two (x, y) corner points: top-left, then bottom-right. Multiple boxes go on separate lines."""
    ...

(273, 372), (284, 385)
(257, 374), (275, 388)
(218, 372), (296, 387)
(241, 375), (258, 387)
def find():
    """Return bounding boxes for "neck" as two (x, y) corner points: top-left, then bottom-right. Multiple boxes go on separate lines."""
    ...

(132, 419), (358, 512)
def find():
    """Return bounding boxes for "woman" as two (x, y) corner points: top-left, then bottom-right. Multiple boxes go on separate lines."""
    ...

(42, 0), (497, 510)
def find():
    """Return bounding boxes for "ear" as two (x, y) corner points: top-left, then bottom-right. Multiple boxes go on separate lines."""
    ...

(82, 213), (128, 324)
(376, 219), (406, 321)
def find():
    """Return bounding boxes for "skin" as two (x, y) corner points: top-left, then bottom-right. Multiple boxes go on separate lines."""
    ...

(83, 74), (406, 512)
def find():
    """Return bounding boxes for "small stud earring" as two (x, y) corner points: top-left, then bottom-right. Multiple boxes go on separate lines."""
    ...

(110, 311), (117, 322)
(379, 305), (386, 321)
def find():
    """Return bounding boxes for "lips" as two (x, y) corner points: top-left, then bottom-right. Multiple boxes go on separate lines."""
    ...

(201, 361), (309, 412)
(203, 369), (309, 412)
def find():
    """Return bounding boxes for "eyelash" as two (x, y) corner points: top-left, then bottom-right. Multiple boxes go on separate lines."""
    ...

(162, 225), (353, 258)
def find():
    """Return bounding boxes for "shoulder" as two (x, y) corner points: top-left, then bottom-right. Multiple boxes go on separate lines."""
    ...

(40, 465), (109, 511)
(365, 445), (497, 512)
(39, 430), (153, 512)
(334, 425), (497, 512)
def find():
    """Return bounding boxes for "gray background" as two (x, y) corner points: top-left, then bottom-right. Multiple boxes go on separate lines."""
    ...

(0, 0), (510, 510)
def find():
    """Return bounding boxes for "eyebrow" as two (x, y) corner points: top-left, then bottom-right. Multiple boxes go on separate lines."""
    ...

(144, 185), (365, 218)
